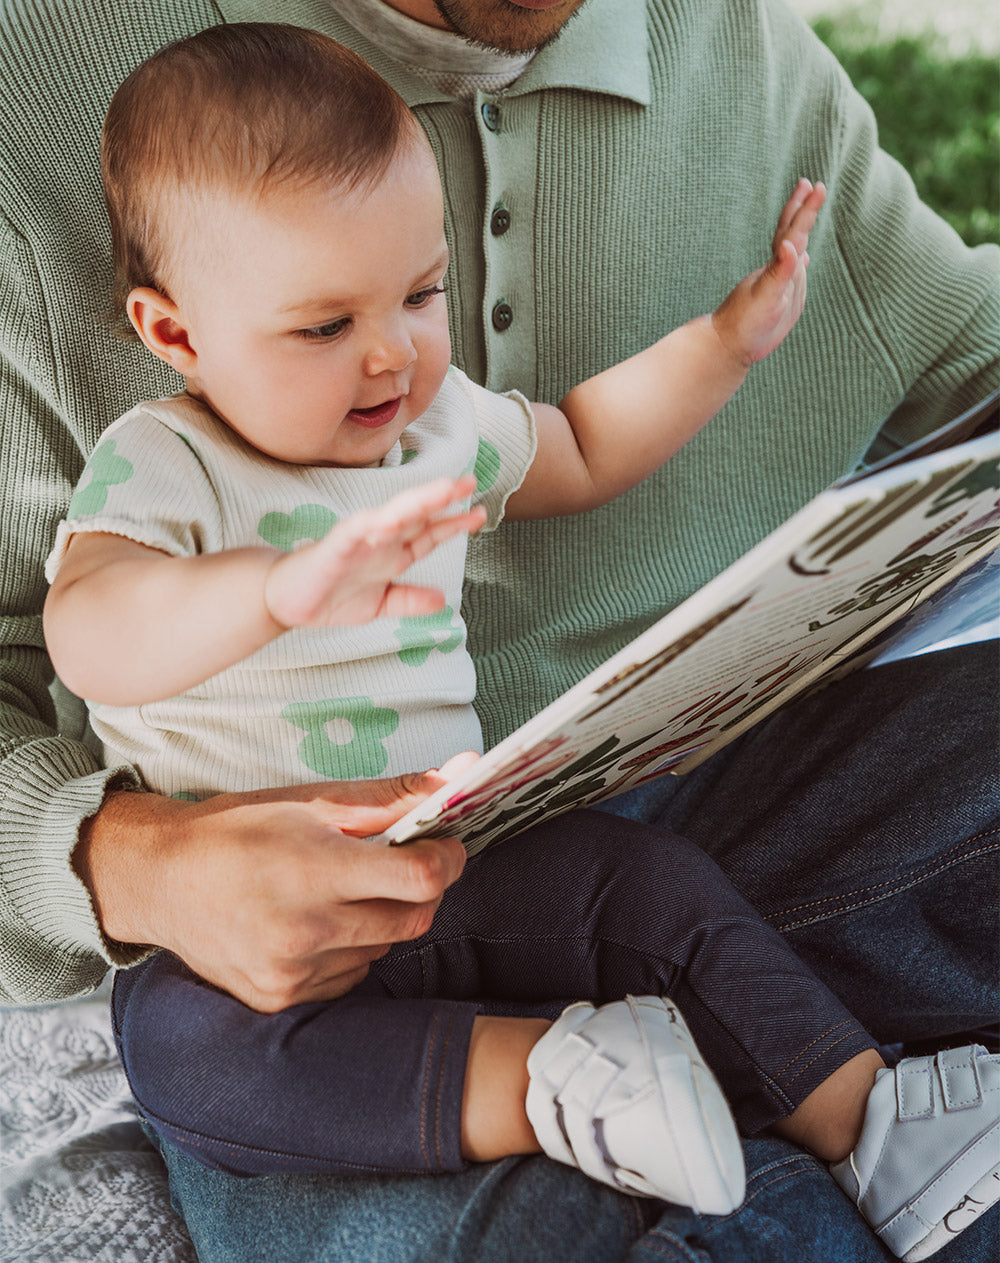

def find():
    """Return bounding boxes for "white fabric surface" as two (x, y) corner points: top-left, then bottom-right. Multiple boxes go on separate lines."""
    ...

(0, 979), (194, 1262)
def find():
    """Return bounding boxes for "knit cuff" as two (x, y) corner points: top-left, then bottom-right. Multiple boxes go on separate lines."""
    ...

(0, 739), (149, 999)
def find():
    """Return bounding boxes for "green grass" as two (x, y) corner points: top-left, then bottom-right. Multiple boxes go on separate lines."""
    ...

(813, 16), (999, 246)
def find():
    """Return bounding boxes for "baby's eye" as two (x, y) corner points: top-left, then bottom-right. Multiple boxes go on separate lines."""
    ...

(404, 285), (446, 309)
(296, 316), (351, 342)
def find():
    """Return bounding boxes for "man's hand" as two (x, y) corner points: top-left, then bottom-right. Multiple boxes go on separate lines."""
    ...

(74, 753), (478, 1012)
(264, 475), (487, 629)
(712, 178), (826, 366)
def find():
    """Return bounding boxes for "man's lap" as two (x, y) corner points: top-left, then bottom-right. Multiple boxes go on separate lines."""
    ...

(153, 1127), (999, 1262)
(605, 642), (1000, 1044)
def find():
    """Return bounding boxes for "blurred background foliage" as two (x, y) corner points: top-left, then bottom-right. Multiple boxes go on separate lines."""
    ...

(809, 12), (999, 246)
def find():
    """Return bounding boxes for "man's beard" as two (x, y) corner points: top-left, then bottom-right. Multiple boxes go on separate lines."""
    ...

(428, 0), (588, 54)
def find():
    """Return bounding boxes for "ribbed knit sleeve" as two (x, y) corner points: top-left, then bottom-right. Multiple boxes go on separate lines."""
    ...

(0, 0), (223, 1002)
(0, 212), (146, 1002)
(818, 44), (1000, 457)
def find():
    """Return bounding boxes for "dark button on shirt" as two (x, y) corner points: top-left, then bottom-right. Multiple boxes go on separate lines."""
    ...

(491, 301), (513, 332)
(481, 101), (500, 131)
(490, 207), (511, 236)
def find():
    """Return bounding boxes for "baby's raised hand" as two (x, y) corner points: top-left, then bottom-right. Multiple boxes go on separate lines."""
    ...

(263, 475), (485, 629)
(711, 178), (826, 366)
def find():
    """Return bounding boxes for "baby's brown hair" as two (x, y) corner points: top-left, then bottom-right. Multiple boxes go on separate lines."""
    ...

(102, 22), (418, 334)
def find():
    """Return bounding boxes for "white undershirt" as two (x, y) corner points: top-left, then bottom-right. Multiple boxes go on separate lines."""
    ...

(326, 0), (534, 97)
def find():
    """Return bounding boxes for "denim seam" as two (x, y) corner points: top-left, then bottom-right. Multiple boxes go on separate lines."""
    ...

(433, 1004), (458, 1168)
(627, 1235), (704, 1260)
(696, 1155), (826, 1230)
(781, 1028), (869, 1089)
(619, 1191), (647, 1246)
(389, 919), (770, 966)
(773, 1017), (855, 1080)
(419, 1006), (442, 1170)
(765, 834), (1000, 931)
(644, 1156), (823, 1247)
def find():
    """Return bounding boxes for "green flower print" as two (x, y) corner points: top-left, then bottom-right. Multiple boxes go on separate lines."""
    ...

(281, 697), (399, 779)
(68, 440), (135, 517)
(258, 504), (338, 551)
(473, 439), (501, 492)
(395, 607), (464, 667)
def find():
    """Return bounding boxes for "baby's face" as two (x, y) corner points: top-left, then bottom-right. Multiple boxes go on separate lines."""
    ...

(164, 139), (452, 467)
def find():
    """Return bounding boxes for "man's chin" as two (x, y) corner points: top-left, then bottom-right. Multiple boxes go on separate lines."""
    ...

(429, 0), (587, 54)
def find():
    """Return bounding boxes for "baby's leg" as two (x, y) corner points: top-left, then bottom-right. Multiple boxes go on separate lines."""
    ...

(112, 954), (484, 1177)
(385, 808), (877, 1135)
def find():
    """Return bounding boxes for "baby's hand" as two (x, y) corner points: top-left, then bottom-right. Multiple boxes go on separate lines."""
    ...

(711, 178), (826, 367)
(263, 475), (485, 629)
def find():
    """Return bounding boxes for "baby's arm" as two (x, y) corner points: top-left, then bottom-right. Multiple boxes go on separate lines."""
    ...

(506, 180), (826, 518)
(43, 475), (485, 706)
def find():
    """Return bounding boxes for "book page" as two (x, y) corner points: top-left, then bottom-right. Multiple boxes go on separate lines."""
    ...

(385, 426), (999, 854)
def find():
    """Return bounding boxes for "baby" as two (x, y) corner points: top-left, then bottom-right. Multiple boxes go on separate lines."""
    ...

(44, 24), (998, 1259)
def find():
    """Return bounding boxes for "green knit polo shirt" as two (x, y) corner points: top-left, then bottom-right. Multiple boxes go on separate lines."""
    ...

(1, 0), (997, 1001)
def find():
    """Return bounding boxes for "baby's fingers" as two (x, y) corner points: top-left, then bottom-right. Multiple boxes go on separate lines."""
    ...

(390, 475), (478, 528)
(772, 177), (813, 250)
(407, 505), (488, 563)
(774, 180), (826, 258)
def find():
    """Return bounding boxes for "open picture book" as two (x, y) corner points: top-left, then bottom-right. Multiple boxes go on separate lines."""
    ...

(384, 392), (1000, 854)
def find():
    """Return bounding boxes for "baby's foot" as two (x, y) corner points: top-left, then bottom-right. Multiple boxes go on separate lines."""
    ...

(831, 1045), (1000, 1259)
(525, 995), (745, 1214)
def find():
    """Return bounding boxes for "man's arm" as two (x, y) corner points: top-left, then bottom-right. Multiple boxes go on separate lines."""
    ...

(77, 763), (471, 1012)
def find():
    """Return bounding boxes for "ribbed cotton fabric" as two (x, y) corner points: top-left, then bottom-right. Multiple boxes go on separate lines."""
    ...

(1, 0), (997, 1001)
(46, 375), (536, 796)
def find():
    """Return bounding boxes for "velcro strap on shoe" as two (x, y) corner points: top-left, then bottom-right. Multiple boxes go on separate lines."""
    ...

(896, 1056), (935, 1119)
(541, 1030), (596, 1085)
(559, 1049), (620, 1110)
(937, 1047), (983, 1112)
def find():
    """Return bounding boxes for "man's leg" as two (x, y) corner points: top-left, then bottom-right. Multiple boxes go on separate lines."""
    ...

(604, 643), (1000, 1044)
(152, 1129), (999, 1263)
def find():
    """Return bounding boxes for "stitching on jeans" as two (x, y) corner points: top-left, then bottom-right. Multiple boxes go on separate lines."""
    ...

(618, 1194), (646, 1246)
(419, 1009), (441, 1170)
(764, 836), (999, 930)
(386, 916), (768, 965)
(782, 1029), (866, 1087)
(629, 1238), (700, 1259)
(768, 833), (998, 919)
(433, 1005), (456, 1168)
(773, 1018), (854, 1079)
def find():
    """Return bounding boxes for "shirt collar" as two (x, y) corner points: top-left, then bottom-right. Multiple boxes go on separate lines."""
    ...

(214, 0), (650, 107)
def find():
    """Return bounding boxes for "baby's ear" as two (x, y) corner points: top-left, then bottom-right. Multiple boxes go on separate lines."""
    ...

(127, 287), (198, 376)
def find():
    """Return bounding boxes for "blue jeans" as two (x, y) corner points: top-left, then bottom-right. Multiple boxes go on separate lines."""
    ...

(150, 1128), (1000, 1262)
(151, 644), (999, 1260)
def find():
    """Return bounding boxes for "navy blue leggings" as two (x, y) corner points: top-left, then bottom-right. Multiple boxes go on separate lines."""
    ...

(112, 811), (875, 1177)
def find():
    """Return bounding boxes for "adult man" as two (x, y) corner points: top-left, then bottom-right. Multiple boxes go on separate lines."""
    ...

(1, 0), (997, 1258)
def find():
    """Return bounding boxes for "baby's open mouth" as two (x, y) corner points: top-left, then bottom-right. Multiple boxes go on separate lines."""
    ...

(347, 398), (402, 428)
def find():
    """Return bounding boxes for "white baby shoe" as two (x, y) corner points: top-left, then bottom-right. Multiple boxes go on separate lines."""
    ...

(831, 1044), (1000, 1260)
(525, 995), (745, 1214)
